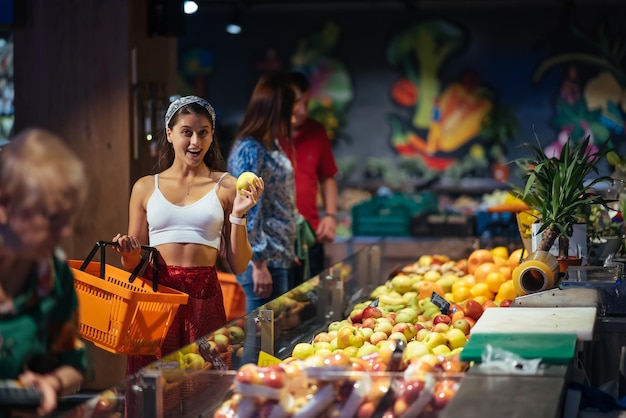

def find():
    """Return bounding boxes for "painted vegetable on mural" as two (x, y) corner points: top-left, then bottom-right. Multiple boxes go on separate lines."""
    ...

(425, 83), (492, 154)
(387, 19), (466, 130)
(386, 19), (498, 178)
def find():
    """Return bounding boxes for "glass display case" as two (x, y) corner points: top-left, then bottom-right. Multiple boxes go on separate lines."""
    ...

(49, 240), (588, 418)
(54, 243), (394, 417)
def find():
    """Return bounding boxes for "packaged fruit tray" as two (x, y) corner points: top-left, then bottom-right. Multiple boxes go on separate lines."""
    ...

(142, 354), (466, 418)
(221, 366), (463, 418)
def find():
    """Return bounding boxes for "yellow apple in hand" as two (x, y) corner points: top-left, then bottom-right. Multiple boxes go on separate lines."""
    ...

(236, 172), (259, 195)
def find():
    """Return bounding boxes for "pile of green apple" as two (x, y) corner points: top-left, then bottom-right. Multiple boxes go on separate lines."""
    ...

(290, 292), (484, 368)
(284, 250), (502, 369)
(155, 322), (247, 372)
(158, 348), (205, 371)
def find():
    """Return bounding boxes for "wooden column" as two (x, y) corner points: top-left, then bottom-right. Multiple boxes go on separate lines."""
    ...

(12, 0), (178, 391)
(12, 0), (177, 261)
(12, 0), (131, 259)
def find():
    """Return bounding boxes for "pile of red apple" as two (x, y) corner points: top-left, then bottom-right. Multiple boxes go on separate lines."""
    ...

(213, 348), (466, 418)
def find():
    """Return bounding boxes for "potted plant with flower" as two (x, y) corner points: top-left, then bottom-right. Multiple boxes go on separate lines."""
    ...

(512, 134), (611, 271)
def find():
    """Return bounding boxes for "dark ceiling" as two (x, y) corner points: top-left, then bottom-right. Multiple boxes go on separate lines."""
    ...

(195, 0), (616, 8)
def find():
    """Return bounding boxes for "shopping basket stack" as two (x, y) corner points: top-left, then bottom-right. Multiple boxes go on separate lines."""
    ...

(70, 241), (189, 355)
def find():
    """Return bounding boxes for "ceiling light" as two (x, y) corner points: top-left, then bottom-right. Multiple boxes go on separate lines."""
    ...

(225, 7), (242, 35)
(183, 1), (198, 14)
(226, 22), (241, 35)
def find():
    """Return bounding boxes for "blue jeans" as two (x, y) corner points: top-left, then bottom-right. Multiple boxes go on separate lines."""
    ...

(237, 264), (289, 313)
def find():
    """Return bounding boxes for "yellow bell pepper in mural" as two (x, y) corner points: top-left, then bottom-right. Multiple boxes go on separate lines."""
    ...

(426, 83), (493, 154)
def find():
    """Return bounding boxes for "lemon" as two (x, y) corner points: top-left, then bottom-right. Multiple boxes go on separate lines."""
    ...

(495, 280), (517, 302)
(491, 246), (509, 259)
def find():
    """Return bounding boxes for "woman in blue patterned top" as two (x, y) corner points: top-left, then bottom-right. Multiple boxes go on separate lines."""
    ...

(228, 72), (297, 312)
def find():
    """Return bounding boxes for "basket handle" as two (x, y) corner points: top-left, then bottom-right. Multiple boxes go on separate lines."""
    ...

(78, 240), (160, 292)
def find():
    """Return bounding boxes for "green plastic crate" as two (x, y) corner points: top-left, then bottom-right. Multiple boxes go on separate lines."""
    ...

(351, 192), (437, 237)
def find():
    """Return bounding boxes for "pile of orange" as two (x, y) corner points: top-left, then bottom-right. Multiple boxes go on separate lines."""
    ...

(467, 249), (494, 275)
(454, 247), (526, 305)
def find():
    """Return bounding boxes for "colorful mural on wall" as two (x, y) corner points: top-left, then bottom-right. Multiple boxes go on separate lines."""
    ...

(179, 6), (626, 186)
(290, 21), (354, 143)
(386, 19), (507, 181)
(533, 21), (626, 158)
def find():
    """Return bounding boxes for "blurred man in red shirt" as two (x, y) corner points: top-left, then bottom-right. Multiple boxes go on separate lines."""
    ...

(280, 71), (338, 287)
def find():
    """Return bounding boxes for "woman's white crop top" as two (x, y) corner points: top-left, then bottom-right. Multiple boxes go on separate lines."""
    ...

(146, 172), (227, 249)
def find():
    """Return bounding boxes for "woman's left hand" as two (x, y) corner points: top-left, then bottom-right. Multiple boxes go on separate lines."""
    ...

(233, 176), (264, 216)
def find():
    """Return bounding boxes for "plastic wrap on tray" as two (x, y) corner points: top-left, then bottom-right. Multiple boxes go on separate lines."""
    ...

(210, 358), (464, 418)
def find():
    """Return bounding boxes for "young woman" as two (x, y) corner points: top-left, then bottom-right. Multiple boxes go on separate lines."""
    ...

(113, 95), (263, 376)
(227, 72), (298, 312)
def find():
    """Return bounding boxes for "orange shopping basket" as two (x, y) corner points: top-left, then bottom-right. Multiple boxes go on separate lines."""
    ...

(70, 241), (188, 355)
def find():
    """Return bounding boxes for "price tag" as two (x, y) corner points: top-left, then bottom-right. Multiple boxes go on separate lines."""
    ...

(197, 338), (227, 370)
(258, 351), (281, 367)
(430, 293), (450, 314)
(369, 298), (379, 307)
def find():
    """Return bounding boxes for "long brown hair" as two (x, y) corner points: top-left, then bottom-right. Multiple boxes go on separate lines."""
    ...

(236, 71), (296, 148)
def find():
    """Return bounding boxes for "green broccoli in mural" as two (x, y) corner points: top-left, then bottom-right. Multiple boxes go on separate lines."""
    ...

(387, 20), (466, 130)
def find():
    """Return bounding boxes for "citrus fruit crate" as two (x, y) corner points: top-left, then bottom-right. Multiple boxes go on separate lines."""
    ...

(351, 192), (437, 237)
(70, 241), (188, 355)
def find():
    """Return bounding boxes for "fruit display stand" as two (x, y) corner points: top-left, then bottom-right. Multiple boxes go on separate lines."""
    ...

(50, 244), (383, 418)
(60, 244), (615, 418)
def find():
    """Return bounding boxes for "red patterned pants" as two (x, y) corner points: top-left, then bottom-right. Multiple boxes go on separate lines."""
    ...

(125, 264), (227, 377)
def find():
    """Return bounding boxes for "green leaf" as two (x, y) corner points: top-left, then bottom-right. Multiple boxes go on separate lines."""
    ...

(512, 132), (610, 246)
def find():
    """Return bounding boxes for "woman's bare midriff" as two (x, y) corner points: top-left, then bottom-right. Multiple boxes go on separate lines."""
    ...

(154, 242), (220, 267)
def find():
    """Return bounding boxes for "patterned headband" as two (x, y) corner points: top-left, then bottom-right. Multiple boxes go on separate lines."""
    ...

(165, 95), (216, 128)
